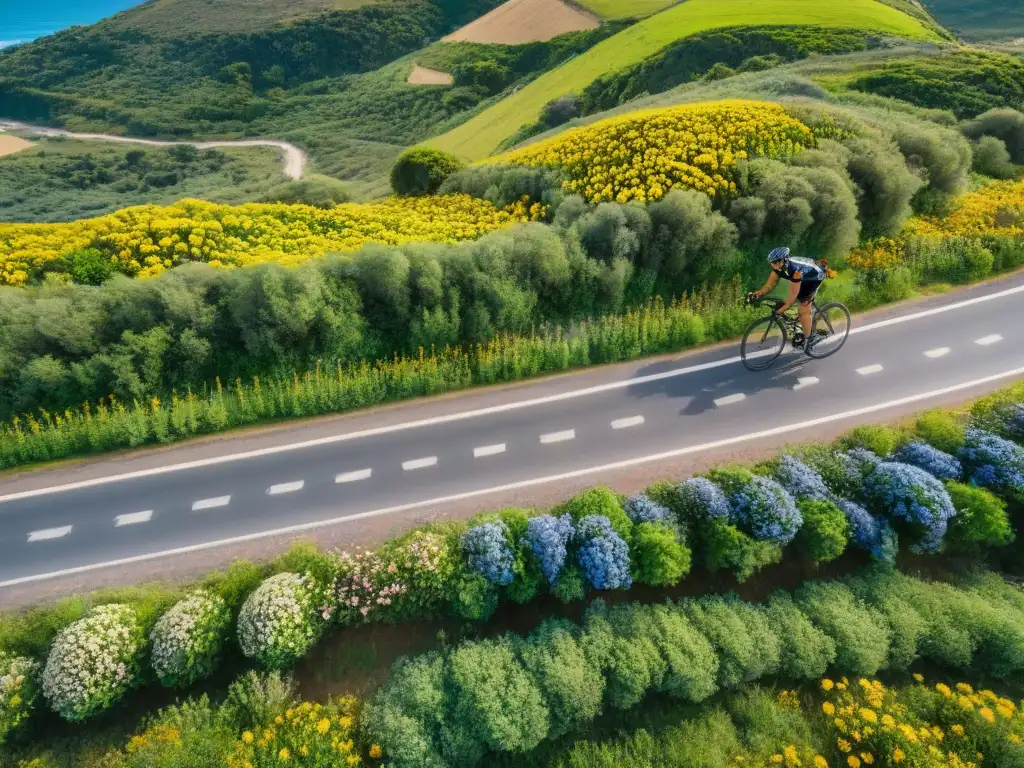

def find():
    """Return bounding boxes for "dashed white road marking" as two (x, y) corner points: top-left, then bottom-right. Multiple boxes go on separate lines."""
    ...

(114, 510), (153, 527)
(27, 525), (72, 542)
(611, 416), (645, 430)
(7, 364), (1024, 587)
(192, 496), (231, 511)
(540, 430), (575, 444)
(267, 481), (304, 495)
(474, 444), (506, 458)
(857, 364), (884, 375)
(403, 456), (438, 471)
(976, 334), (1003, 346)
(924, 347), (950, 359)
(713, 393), (746, 407)
(336, 469), (372, 484)
(793, 377), (819, 391)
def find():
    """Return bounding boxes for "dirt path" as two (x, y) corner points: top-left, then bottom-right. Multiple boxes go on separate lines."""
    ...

(408, 65), (455, 85)
(0, 120), (308, 180)
(0, 134), (33, 157)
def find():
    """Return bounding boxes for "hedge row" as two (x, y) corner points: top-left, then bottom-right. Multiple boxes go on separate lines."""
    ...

(363, 570), (1024, 766)
(1, 382), (1022, 741)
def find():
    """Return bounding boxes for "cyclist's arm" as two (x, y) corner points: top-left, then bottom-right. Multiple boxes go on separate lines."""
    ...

(753, 271), (779, 298)
(776, 272), (802, 313)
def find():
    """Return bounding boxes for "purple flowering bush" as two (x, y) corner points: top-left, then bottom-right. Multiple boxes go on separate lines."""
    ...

(575, 516), (632, 591)
(772, 454), (831, 501)
(836, 499), (898, 563)
(959, 428), (1024, 501)
(892, 441), (963, 481)
(525, 514), (575, 586)
(462, 522), (516, 586)
(623, 494), (672, 524)
(709, 468), (802, 545)
(863, 461), (957, 553)
(676, 477), (731, 522)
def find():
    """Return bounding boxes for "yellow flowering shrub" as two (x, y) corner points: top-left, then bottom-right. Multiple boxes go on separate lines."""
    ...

(0, 195), (528, 286)
(909, 181), (1024, 239)
(490, 100), (816, 204)
(227, 698), (366, 767)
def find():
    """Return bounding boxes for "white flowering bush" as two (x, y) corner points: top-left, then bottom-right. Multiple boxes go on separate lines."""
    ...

(150, 589), (231, 688)
(0, 652), (40, 744)
(237, 572), (321, 669)
(41, 604), (145, 722)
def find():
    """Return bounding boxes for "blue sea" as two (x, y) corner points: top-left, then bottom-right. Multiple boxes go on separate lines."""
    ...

(0, 0), (140, 48)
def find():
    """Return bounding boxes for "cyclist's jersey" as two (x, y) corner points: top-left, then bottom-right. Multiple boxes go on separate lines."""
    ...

(773, 256), (826, 283)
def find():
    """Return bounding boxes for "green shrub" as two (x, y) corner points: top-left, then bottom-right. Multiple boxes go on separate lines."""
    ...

(795, 499), (850, 563)
(795, 581), (891, 676)
(390, 148), (465, 196)
(452, 572), (499, 621)
(848, 569), (928, 671)
(645, 603), (719, 703)
(684, 598), (780, 689)
(963, 108), (1024, 163)
(260, 175), (352, 207)
(68, 248), (114, 286)
(945, 481), (1014, 551)
(914, 409), (967, 454)
(895, 578), (974, 669)
(448, 637), (550, 755)
(972, 136), (1017, 179)
(555, 487), (633, 542)
(700, 518), (782, 582)
(553, 565), (587, 604)
(597, 606), (668, 710)
(840, 424), (908, 457)
(631, 522), (691, 586)
(224, 670), (296, 730)
(271, 541), (341, 591)
(764, 594), (836, 680)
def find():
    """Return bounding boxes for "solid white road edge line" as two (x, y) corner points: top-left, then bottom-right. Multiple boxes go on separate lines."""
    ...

(114, 510), (153, 527)
(3, 281), (1024, 504)
(540, 430), (575, 444)
(192, 496), (231, 511)
(5, 364), (1024, 587)
(26, 525), (72, 543)
(402, 457), (438, 471)
(336, 469), (372, 484)
(924, 348), (951, 359)
(713, 393), (746, 407)
(267, 481), (304, 495)
(474, 444), (506, 458)
(611, 416), (645, 430)
(857, 364), (884, 375)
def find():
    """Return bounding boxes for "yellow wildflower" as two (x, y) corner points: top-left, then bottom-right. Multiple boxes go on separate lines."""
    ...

(369, 744), (383, 759)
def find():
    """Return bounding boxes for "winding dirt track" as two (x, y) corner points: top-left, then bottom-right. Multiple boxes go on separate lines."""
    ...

(0, 120), (307, 179)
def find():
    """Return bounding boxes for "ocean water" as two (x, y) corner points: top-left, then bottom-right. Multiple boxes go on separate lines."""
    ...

(0, 0), (140, 48)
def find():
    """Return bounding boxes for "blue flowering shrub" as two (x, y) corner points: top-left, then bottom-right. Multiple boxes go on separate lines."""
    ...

(462, 521), (516, 586)
(525, 514), (574, 587)
(487, 508), (544, 605)
(708, 467), (802, 544)
(959, 428), (1024, 501)
(794, 499), (850, 563)
(892, 441), (963, 481)
(771, 454), (831, 501)
(676, 477), (731, 522)
(623, 494), (672, 524)
(631, 522), (691, 587)
(863, 461), (957, 553)
(556, 487), (633, 542)
(575, 516), (632, 591)
(944, 481), (1014, 552)
(797, 445), (863, 500)
(837, 500), (899, 563)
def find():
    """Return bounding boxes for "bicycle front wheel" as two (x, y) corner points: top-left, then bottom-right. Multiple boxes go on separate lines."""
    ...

(806, 302), (852, 360)
(741, 315), (787, 371)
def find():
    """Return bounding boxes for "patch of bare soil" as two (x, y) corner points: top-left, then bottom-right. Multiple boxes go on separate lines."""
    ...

(442, 0), (599, 44)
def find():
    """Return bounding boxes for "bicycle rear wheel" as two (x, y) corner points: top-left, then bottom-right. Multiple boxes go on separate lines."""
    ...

(741, 315), (787, 371)
(806, 302), (852, 359)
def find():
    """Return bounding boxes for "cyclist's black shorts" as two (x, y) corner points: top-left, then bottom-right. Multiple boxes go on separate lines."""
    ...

(798, 279), (823, 303)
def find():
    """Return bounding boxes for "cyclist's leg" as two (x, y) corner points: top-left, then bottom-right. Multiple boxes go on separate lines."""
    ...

(796, 281), (820, 338)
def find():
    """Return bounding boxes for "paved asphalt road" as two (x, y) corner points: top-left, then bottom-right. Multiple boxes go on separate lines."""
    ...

(2, 277), (1024, 587)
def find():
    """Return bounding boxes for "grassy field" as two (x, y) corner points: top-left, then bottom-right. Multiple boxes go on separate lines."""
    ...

(102, 0), (386, 35)
(921, 0), (1024, 39)
(0, 139), (289, 223)
(427, 0), (942, 160)
(575, 0), (677, 20)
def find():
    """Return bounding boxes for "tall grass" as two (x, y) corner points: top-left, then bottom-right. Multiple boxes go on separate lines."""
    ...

(0, 280), (749, 469)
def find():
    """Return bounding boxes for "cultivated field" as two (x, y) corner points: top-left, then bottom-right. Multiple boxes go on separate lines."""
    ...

(576, 0), (677, 20)
(442, 0), (599, 44)
(428, 0), (941, 160)
(102, 0), (384, 34)
(0, 135), (32, 158)
(407, 65), (455, 85)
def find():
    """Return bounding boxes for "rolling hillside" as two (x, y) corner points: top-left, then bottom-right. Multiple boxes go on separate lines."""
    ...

(427, 0), (943, 160)
(921, 0), (1024, 39)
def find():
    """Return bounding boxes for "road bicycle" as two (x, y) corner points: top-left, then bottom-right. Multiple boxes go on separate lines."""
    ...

(740, 296), (852, 371)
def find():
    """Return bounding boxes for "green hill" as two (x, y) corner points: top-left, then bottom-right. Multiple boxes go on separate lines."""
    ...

(921, 0), (1024, 40)
(575, 0), (677, 20)
(427, 0), (944, 160)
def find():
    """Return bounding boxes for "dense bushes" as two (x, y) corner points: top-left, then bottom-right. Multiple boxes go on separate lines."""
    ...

(390, 147), (465, 195)
(365, 573), (1024, 766)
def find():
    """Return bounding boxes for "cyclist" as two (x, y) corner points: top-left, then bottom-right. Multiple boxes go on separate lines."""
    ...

(747, 247), (827, 349)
